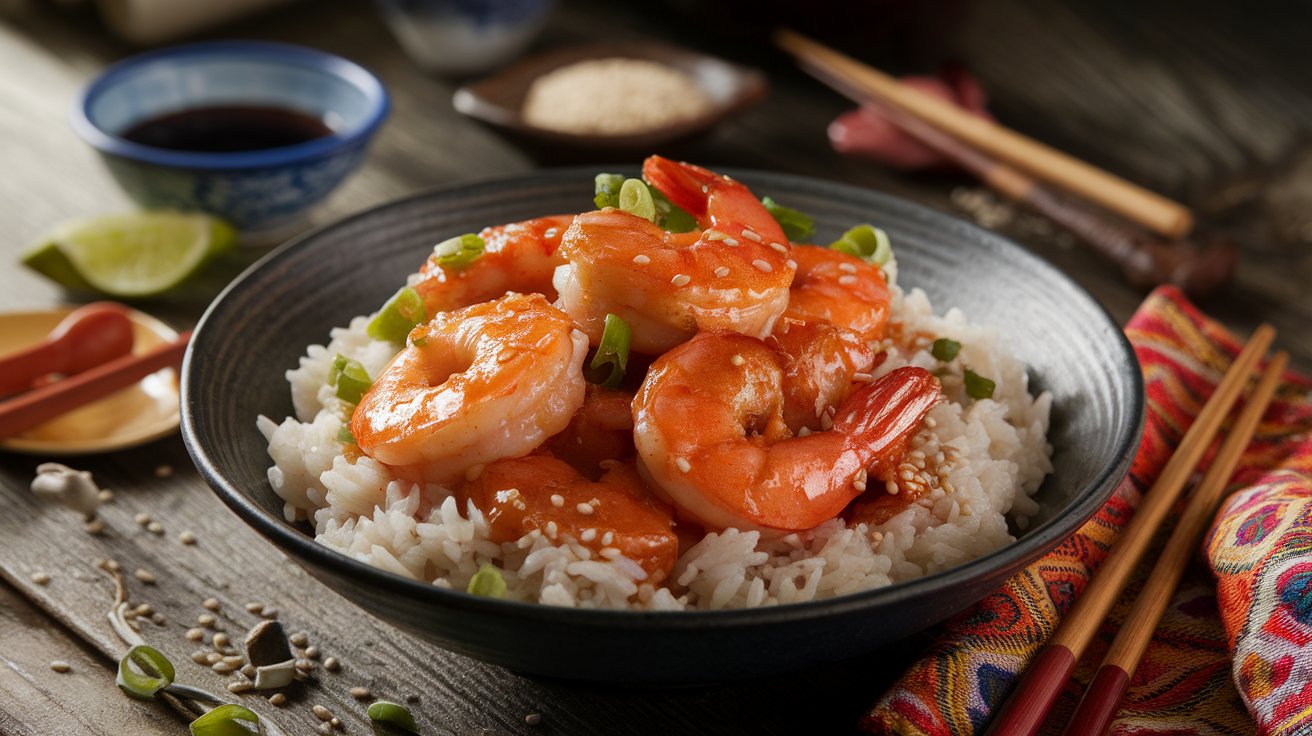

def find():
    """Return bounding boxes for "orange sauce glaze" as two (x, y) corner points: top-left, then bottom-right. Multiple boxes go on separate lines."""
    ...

(459, 455), (679, 584)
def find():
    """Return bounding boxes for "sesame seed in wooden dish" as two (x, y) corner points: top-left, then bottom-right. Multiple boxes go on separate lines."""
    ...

(49, 660), (71, 673)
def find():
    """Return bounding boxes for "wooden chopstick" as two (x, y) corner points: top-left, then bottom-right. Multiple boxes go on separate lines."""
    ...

(984, 323), (1275, 736)
(774, 29), (1195, 239)
(1063, 349), (1288, 736)
(0, 331), (190, 440)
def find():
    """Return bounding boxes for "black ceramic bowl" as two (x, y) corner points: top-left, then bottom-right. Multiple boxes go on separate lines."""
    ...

(182, 168), (1143, 685)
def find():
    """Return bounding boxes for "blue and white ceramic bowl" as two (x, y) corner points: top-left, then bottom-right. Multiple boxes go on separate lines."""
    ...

(72, 42), (390, 233)
(375, 0), (555, 75)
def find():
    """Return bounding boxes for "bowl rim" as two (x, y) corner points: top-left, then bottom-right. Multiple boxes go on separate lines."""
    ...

(182, 166), (1144, 628)
(70, 40), (390, 171)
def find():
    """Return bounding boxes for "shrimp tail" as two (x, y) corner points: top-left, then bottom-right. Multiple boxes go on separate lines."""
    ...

(835, 366), (940, 461)
(642, 155), (717, 222)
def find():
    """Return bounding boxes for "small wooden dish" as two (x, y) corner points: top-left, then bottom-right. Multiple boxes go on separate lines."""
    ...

(453, 42), (767, 155)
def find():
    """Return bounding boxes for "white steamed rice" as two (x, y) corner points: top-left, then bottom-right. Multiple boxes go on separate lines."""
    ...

(258, 257), (1052, 610)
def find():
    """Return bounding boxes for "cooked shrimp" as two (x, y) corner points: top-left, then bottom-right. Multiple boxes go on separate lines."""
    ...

(554, 157), (795, 353)
(542, 385), (636, 478)
(632, 332), (939, 532)
(459, 455), (678, 582)
(350, 293), (588, 484)
(413, 215), (573, 314)
(767, 318), (877, 434)
(783, 244), (891, 341)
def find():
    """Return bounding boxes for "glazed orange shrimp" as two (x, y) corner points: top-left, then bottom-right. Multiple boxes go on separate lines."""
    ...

(767, 318), (878, 434)
(632, 332), (939, 533)
(459, 455), (679, 583)
(350, 293), (588, 485)
(413, 215), (573, 314)
(783, 244), (891, 341)
(542, 385), (636, 478)
(554, 157), (795, 354)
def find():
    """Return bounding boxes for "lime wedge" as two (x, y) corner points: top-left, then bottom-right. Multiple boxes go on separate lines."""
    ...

(21, 212), (237, 298)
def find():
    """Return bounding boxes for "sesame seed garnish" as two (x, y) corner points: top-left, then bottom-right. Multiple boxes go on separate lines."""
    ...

(324, 656), (340, 672)
(786, 259), (798, 270)
(838, 275), (858, 286)
(886, 481), (900, 495)
(50, 660), (71, 673)
(752, 259), (773, 272)
(222, 655), (244, 667)
(190, 650), (210, 665)
(730, 354), (745, 366)
(739, 228), (761, 242)
(900, 469), (916, 481)
(853, 480), (867, 492)
(723, 237), (740, 247)
(544, 227), (558, 239)
(797, 426), (812, 437)
(704, 229), (726, 241)
(701, 185), (709, 194)
(132, 603), (153, 617)
(580, 528), (597, 542)
(259, 608), (279, 620)
(350, 686), (372, 699)
(550, 494), (565, 508)
(290, 632), (309, 647)
(768, 241), (788, 254)
(268, 693), (287, 706)
(632, 254), (650, 265)
(212, 632), (230, 649)
(853, 372), (874, 383)
(576, 502), (595, 515)
(134, 513), (151, 526)
(602, 531), (615, 545)
(305, 646), (320, 660)
(675, 457), (692, 473)
(198, 614), (216, 628)
(227, 682), (253, 694)
(839, 263), (858, 274)
(671, 273), (691, 287)
(212, 661), (236, 674)
(819, 413), (834, 431)
(30, 571), (50, 585)
(186, 628), (205, 641)
(179, 530), (197, 545)
(714, 266), (731, 278)
(205, 652), (223, 664)
(147, 521), (164, 535)
(313, 705), (333, 721)
(245, 602), (264, 615)
(134, 568), (156, 584)
(203, 597), (221, 611)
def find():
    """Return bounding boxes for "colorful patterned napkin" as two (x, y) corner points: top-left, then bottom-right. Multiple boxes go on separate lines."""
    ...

(861, 286), (1312, 735)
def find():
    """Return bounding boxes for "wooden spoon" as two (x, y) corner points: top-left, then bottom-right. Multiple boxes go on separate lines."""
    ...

(0, 303), (134, 396)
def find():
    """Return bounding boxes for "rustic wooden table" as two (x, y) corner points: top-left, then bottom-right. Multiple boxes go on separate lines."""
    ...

(1, 1), (1306, 734)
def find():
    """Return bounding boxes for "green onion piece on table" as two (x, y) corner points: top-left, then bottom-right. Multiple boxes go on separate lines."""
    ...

(931, 338), (961, 362)
(189, 704), (261, 736)
(587, 313), (631, 388)
(466, 563), (507, 598)
(116, 644), (175, 699)
(366, 286), (427, 345)
(368, 701), (419, 735)
(329, 354), (373, 405)
(619, 178), (657, 222)
(594, 173), (625, 209)
(761, 197), (815, 242)
(829, 224), (892, 266)
(432, 233), (485, 270)
(964, 369), (996, 400)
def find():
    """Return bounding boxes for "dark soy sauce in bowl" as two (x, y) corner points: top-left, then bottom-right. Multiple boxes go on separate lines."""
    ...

(121, 106), (334, 153)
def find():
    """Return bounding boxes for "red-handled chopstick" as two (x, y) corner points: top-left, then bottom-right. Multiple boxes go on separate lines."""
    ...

(1062, 350), (1288, 736)
(0, 331), (190, 440)
(984, 323), (1274, 736)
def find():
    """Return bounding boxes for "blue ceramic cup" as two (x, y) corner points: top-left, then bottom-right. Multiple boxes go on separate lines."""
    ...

(71, 41), (390, 233)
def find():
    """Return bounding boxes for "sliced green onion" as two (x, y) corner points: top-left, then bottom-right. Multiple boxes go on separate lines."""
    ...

(117, 644), (175, 700)
(650, 187), (697, 233)
(586, 313), (631, 389)
(367, 286), (427, 345)
(761, 196), (815, 242)
(829, 224), (892, 265)
(964, 369), (996, 400)
(466, 563), (507, 598)
(368, 701), (419, 735)
(337, 426), (357, 445)
(189, 704), (261, 736)
(433, 233), (485, 270)
(931, 338), (961, 362)
(594, 173), (625, 209)
(619, 178), (657, 222)
(329, 354), (372, 405)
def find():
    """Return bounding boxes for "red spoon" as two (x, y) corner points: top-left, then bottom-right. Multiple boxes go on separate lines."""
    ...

(0, 302), (135, 396)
